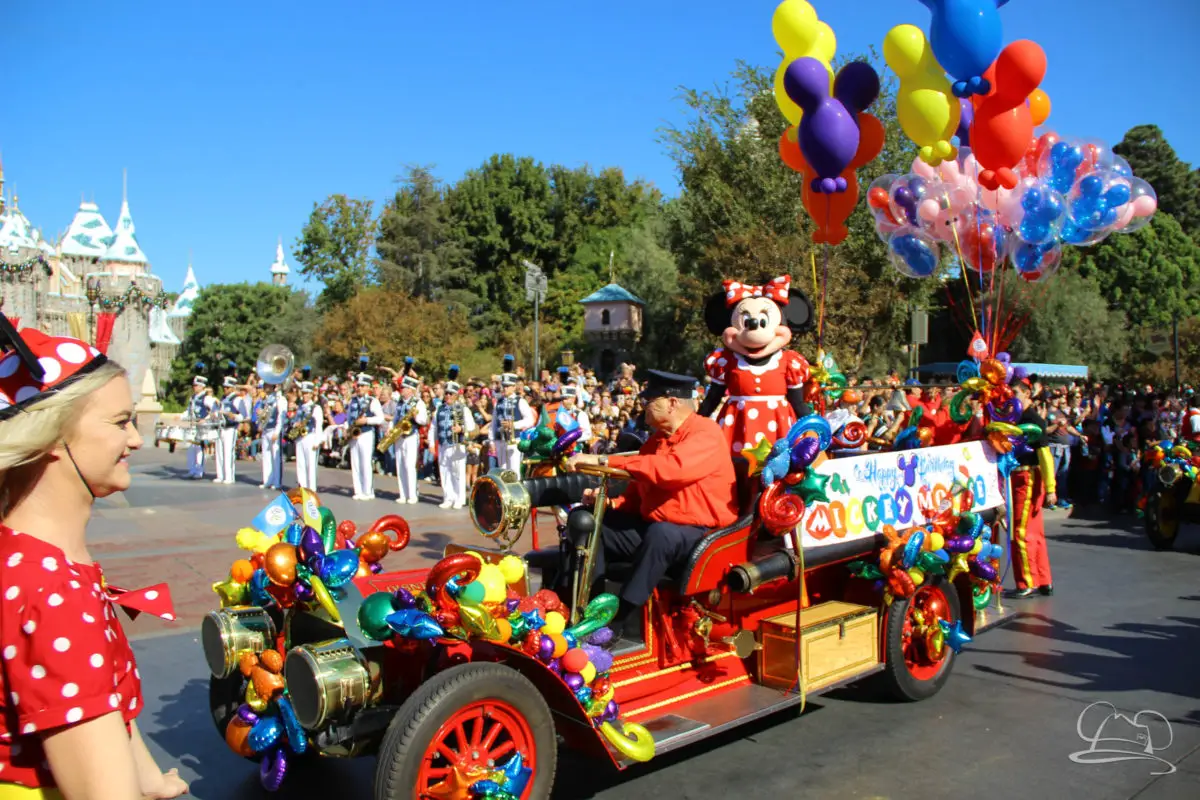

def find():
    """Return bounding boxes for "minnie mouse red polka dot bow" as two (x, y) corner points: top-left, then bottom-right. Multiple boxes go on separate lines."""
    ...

(722, 275), (791, 308)
(0, 315), (106, 421)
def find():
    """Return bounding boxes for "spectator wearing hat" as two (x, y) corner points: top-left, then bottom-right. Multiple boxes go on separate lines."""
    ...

(294, 381), (325, 492)
(347, 373), (385, 500)
(567, 369), (738, 638)
(490, 355), (536, 475)
(182, 375), (216, 479)
(214, 375), (246, 484)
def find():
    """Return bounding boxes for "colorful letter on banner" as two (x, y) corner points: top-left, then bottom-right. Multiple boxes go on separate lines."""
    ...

(798, 440), (1002, 550)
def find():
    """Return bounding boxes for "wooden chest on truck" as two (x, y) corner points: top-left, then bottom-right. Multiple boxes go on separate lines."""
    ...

(757, 601), (879, 691)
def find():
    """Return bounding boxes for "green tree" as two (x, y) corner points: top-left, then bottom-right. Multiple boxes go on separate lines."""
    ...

(374, 166), (474, 306)
(1113, 125), (1200, 239)
(1067, 212), (1200, 329)
(293, 194), (375, 312)
(167, 283), (309, 401)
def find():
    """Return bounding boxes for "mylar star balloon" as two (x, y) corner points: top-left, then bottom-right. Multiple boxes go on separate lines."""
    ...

(795, 471), (832, 504)
(939, 618), (972, 653)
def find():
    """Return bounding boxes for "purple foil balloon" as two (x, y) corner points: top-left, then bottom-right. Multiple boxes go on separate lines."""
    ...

(603, 699), (620, 722)
(537, 634), (555, 663)
(237, 704), (259, 725)
(945, 535), (975, 554)
(955, 97), (974, 147)
(505, 598), (520, 614)
(293, 582), (313, 602)
(587, 627), (614, 646)
(260, 747), (288, 793)
(547, 657), (562, 676)
(370, 561), (383, 574)
(564, 672), (585, 691)
(995, 352), (1011, 364)
(298, 526), (325, 564)
(969, 558), (998, 582)
(394, 587), (416, 608)
(988, 397), (1022, 423)
(552, 428), (583, 459)
(790, 436), (822, 472)
(785, 58), (877, 193)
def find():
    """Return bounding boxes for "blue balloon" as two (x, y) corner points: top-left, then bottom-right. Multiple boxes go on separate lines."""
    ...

(385, 608), (445, 640)
(890, 232), (939, 278)
(276, 696), (308, 755)
(1044, 141), (1086, 194)
(283, 521), (305, 546)
(248, 717), (283, 753)
(939, 618), (973, 653)
(500, 752), (533, 796)
(319, 548), (361, 588)
(249, 569), (272, 606)
(919, 0), (1009, 98)
(1017, 184), (1065, 245)
(1070, 173), (1131, 231)
(1011, 241), (1054, 274)
(956, 360), (980, 384)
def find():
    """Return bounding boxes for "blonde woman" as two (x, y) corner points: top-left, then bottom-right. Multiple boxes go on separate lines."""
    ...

(0, 321), (188, 799)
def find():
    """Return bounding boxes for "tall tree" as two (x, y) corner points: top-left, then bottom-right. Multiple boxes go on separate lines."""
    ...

(1113, 125), (1200, 240)
(166, 283), (308, 401)
(374, 166), (474, 305)
(293, 194), (375, 312)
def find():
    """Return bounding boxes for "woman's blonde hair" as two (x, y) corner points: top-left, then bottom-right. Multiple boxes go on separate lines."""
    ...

(0, 359), (128, 475)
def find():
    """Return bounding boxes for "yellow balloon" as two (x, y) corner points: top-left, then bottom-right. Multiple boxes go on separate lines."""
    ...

(542, 611), (566, 636)
(245, 680), (268, 713)
(579, 662), (597, 684)
(927, 532), (945, 552)
(309, 575), (341, 623)
(908, 568), (926, 586)
(961, 377), (988, 393)
(595, 685), (615, 704)
(477, 564), (507, 605)
(462, 551), (485, 564)
(600, 721), (655, 763)
(498, 555), (525, 585)
(212, 577), (248, 608)
(884, 24), (960, 167)
(236, 527), (279, 554)
(969, 539), (984, 556)
(771, 0), (835, 60)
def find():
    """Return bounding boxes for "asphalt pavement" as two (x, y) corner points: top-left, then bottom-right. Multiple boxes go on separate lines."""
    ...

(116, 446), (1200, 799)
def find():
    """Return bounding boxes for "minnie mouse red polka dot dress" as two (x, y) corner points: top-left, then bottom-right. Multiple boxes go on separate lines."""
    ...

(705, 348), (809, 455)
(0, 528), (174, 790)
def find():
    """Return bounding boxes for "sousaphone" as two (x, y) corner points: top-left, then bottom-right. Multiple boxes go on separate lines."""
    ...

(256, 344), (296, 391)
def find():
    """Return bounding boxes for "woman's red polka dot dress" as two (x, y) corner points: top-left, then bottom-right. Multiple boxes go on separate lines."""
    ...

(0, 527), (143, 789)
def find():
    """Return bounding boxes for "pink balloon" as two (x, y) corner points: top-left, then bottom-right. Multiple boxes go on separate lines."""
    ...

(911, 157), (937, 180)
(1133, 195), (1157, 217)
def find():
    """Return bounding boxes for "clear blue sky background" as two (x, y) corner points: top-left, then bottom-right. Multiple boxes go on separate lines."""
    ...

(4, 0), (1197, 298)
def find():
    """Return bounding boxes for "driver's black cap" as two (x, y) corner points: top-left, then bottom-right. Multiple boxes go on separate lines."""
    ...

(639, 369), (697, 401)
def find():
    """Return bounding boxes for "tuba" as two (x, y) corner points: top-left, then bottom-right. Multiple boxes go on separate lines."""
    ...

(256, 344), (295, 392)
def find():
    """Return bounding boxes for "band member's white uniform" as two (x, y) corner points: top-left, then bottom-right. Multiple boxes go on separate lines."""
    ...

(259, 385), (286, 489)
(348, 375), (385, 500)
(393, 378), (428, 504)
(183, 376), (217, 479)
(215, 377), (248, 484)
(430, 384), (475, 508)
(294, 382), (325, 491)
(555, 386), (593, 446)
(490, 371), (535, 475)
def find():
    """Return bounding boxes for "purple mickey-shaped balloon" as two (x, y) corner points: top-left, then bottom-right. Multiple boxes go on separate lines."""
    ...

(1011, 365), (1028, 381)
(785, 58), (878, 194)
(995, 352), (1011, 364)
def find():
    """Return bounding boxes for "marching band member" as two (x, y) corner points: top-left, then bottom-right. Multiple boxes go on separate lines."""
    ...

(259, 380), (286, 490)
(429, 367), (475, 508)
(348, 373), (385, 500)
(214, 376), (246, 484)
(490, 355), (535, 474)
(182, 375), (216, 479)
(294, 381), (325, 491)
(393, 369), (428, 504)
(555, 383), (592, 449)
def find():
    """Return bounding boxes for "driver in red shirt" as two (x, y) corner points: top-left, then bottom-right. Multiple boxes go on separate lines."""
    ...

(568, 370), (738, 637)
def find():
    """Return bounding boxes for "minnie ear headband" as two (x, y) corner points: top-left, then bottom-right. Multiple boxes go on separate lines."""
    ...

(0, 315), (107, 422)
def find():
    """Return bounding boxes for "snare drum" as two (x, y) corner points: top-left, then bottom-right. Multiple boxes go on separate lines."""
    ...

(157, 424), (191, 443)
(198, 425), (220, 443)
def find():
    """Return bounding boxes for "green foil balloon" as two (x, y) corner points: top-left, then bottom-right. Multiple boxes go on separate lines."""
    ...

(566, 593), (619, 638)
(358, 591), (400, 641)
(318, 507), (338, 554)
(972, 585), (992, 609)
(796, 471), (832, 504)
(1018, 423), (1043, 444)
(916, 551), (947, 576)
(507, 612), (530, 641)
(949, 391), (974, 424)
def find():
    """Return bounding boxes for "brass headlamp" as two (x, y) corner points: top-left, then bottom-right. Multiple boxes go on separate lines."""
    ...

(469, 468), (531, 551)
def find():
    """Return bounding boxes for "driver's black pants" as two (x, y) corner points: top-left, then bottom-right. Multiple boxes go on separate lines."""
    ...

(595, 511), (705, 606)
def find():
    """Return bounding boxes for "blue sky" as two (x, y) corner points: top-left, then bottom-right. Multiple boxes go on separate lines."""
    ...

(4, 1), (1196, 297)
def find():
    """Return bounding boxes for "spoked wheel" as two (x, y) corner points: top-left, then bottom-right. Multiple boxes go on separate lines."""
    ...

(1145, 490), (1179, 551)
(880, 575), (962, 701)
(374, 662), (557, 800)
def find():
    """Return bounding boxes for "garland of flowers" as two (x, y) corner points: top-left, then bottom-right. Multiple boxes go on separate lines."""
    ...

(0, 254), (53, 280)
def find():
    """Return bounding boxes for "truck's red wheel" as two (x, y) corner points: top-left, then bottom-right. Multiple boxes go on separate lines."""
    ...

(374, 662), (557, 800)
(879, 575), (961, 701)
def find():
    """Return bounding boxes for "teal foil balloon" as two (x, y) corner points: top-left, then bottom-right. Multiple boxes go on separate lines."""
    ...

(358, 591), (400, 641)
(276, 696), (308, 755)
(248, 717), (283, 753)
(320, 548), (360, 588)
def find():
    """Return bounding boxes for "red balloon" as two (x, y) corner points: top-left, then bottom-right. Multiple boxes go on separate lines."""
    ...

(561, 648), (589, 674)
(425, 554), (482, 611)
(959, 210), (1003, 274)
(971, 41), (1047, 190)
(778, 130), (806, 173)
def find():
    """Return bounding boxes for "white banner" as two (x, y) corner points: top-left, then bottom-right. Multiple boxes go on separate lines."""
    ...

(799, 440), (1002, 549)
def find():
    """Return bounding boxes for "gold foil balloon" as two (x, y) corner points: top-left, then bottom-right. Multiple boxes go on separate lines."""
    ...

(356, 530), (391, 564)
(263, 543), (299, 587)
(212, 577), (248, 607)
(458, 603), (500, 641)
(979, 359), (1007, 385)
(961, 377), (988, 393)
(245, 680), (268, 712)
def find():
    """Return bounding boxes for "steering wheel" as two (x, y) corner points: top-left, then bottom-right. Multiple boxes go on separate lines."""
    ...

(571, 463), (633, 480)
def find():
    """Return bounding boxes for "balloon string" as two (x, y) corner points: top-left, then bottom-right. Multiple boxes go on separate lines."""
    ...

(810, 250), (820, 331)
(787, 528), (807, 712)
(949, 221), (980, 331)
(820, 242), (830, 351)
(973, 160), (989, 347)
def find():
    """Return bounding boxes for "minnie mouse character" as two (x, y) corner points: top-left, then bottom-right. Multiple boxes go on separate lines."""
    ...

(698, 275), (816, 455)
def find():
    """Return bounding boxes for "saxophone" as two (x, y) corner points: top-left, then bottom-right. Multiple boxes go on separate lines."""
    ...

(286, 406), (309, 442)
(451, 401), (466, 446)
(378, 404), (418, 452)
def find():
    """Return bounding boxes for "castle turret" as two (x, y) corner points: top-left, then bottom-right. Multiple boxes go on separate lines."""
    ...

(270, 238), (289, 287)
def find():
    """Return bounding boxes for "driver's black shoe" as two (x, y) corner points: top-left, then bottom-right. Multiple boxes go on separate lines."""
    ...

(1005, 587), (1037, 599)
(1038, 584), (1054, 596)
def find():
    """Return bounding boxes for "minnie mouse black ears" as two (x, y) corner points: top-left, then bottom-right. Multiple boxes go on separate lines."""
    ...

(0, 314), (107, 421)
(704, 287), (816, 336)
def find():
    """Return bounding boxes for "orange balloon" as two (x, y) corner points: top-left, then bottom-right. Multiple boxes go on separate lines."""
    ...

(979, 359), (1007, 386)
(230, 559), (255, 583)
(971, 41), (1048, 190)
(1028, 89), (1051, 126)
(259, 649), (284, 673)
(225, 719), (256, 757)
(263, 543), (299, 587)
(799, 112), (885, 246)
(356, 530), (391, 563)
(778, 130), (806, 173)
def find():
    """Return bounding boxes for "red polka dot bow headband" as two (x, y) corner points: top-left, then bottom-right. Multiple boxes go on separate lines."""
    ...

(722, 275), (791, 308)
(0, 315), (106, 421)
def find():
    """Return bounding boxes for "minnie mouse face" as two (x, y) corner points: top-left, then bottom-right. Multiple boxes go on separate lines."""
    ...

(723, 296), (792, 358)
(704, 279), (815, 361)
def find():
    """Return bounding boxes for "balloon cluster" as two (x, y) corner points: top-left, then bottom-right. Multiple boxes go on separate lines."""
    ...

(800, 348), (847, 412)
(1142, 442), (1199, 481)
(943, 347), (1042, 473)
(519, 407), (584, 464)
(869, 134), (1157, 282)
(742, 414), (834, 535)
(355, 552), (656, 765)
(771, 1), (884, 245)
(222, 649), (307, 791)
(212, 490), (409, 624)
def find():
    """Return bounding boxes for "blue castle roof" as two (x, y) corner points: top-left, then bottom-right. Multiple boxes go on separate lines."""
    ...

(579, 283), (645, 306)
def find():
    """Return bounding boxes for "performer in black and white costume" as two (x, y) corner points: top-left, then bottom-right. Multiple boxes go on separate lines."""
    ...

(214, 376), (248, 484)
(348, 373), (385, 500)
(183, 375), (217, 479)
(393, 369), (428, 504)
(429, 367), (475, 509)
(259, 381), (286, 490)
(490, 355), (535, 474)
(294, 381), (325, 491)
